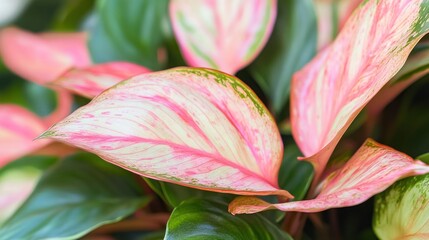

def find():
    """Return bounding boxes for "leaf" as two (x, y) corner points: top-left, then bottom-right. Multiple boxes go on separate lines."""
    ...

(373, 174), (429, 239)
(229, 139), (429, 214)
(41, 67), (291, 198)
(0, 27), (90, 84)
(170, 0), (277, 75)
(0, 152), (149, 240)
(51, 0), (95, 31)
(0, 105), (51, 167)
(291, 0), (429, 179)
(165, 198), (292, 240)
(368, 43), (429, 116)
(278, 144), (314, 201)
(0, 155), (57, 225)
(53, 62), (151, 98)
(249, 0), (317, 115)
(88, 0), (168, 70)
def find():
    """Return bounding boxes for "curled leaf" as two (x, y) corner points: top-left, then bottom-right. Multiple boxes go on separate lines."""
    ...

(170, 0), (277, 74)
(229, 139), (429, 214)
(41, 67), (291, 198)
(53, 62), (151, 98)
(291, 0), (429, 178)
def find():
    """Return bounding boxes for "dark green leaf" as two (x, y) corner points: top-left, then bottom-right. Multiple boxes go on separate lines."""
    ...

(249, 0), (317, 116)
(0, 152), (150, 240)
(144, 178), (231, 208)
(51, 0), (95, 31)
(279, 144), (313, 201)
(417, 153), (429, 164)
(165, 198), (292, 240)
(88, 0), (169, 70)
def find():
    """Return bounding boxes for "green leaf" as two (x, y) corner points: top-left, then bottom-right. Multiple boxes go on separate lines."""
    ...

(165, 198), (292, 240)
(249, 0), (317, 116)
(373, 174), (429, 239)
(144, 178), (230, 208)
(417, 152), (429, 164)
(88, 0), (169, 70)
(0, 152), (150, 240)
(51, 0), (95, 31)
(279, 144), (314, 201)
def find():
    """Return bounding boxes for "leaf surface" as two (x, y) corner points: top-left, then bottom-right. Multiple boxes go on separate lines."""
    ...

(165, 198), (292, 240)
(0, 152), (149, 240)
(42, 67), (290, 197)
(53, 62), (151, 98)
(229, 139), (429, 214)
(170, 0), (276, 75)
(291, 0), (429, 178)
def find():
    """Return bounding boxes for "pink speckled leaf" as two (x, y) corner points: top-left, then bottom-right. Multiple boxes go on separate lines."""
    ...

(229, 139), (429, 214)
(0, 27), (91, 85)
(291, 0), (429, 179)
(41, 67), (291, 198)
(52, 62), (151, 98)
(169, 0), (276, 74)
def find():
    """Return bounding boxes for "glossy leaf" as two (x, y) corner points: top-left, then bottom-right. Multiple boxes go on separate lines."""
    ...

(0, 155), (57, 225)
(0, 27), (90, 84)
(373, 174), (429, 239)
(53, 62), (151, 98)
(88, 0), (168, 70)
(229, 139), (429, 214)
(0, 152), (149, 239)
(41, 67), (291, 198)
(170, 0), (277, 75)
(291, 0), (429, 178)
(249, 0), (317, 115)
(368, 44), (429, 117)
(165, 198), (292, 240)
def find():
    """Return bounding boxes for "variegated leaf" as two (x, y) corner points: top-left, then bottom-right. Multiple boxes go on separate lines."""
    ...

(169, 0), (276, 74)
(0, 27), (90, 85)
(291, 0), (429, 179)
(229, 139), (429, 214)
(368, 43), (429, 117)
(53, 62), (151, 98)
(41, 67), (291, 198)
(373, 172), (429, 239)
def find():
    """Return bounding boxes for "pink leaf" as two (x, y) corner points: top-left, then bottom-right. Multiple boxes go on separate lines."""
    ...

(169, 0), (276, 75)
(0, 27), (91, 85)
(40, 67), (291, 198)
(229, 139), (429, 214)
(291, 0), (429, 179)
(52, 62), (151, 98)
(0, 105), (50, 167)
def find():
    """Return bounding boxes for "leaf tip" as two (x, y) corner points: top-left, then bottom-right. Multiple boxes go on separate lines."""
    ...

(228, 196), (273, 215)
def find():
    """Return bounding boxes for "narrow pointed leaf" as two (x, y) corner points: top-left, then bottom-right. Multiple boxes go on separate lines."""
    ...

(0, 27), (90, 84)
(291, 0), (429, 178)
(229, 139), (429, 214)
(170, 0), (277, 75)
(0, 105), (50, 167)
(0, 153), (149, 239)
(41, 67), (290, 198)
(373, 174), (429, 239)
(165, 198), (292, 240)
(249, 0), (317, 115)
(53, 62), (151, 98)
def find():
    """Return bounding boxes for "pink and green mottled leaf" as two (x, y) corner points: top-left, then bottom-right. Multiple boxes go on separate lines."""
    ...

(368, 43), (429, 117)
(229, 139), (429, 214)
(0, 27), (91, 85)
(291, 0), (429, 179)
(373, 172), (429, 239)
(40, 67), (291, 198)
(52, 62), (151, 98)
(169, 0), (276, 74)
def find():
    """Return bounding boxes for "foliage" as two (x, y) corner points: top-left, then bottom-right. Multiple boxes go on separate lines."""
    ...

(1, 0), (429, 239)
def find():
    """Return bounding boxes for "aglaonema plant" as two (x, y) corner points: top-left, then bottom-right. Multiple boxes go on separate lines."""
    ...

(1, 0), (429, 239)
